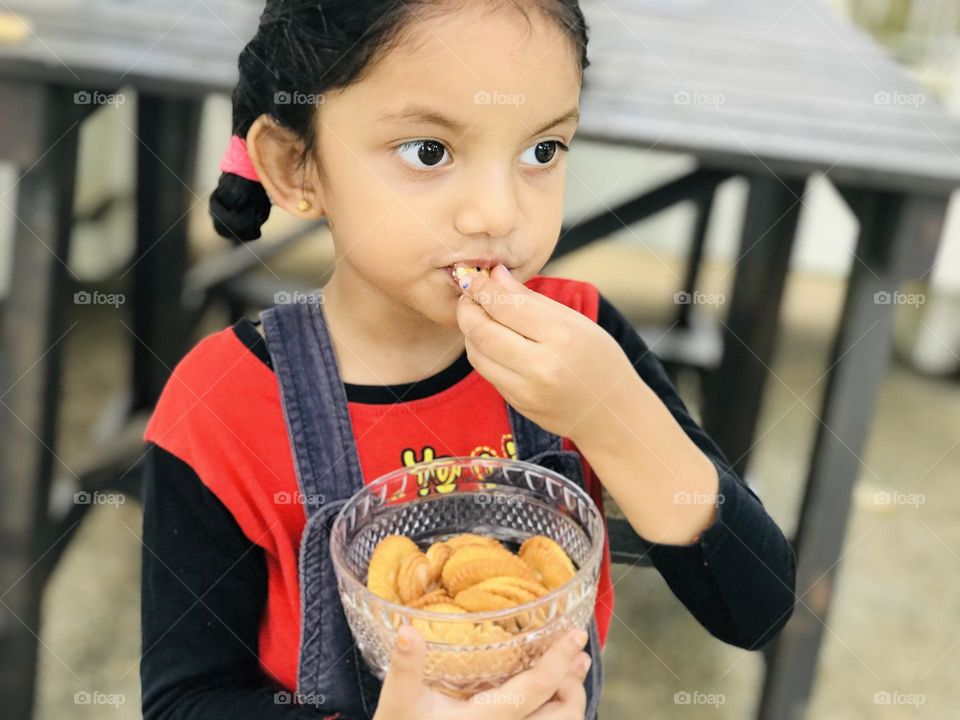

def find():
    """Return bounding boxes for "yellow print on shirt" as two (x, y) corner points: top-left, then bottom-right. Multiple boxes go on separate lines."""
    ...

(501, 434), (518, 461)
(400, 433), (517, 496)
(401, 447), (460, 496)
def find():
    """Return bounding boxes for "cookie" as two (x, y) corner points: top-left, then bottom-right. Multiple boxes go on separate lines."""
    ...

(366, 535), (420, 602)
(442, 533), (504, 551)
(406, 588), (455, 609)
(519, 535), (576, 590)
(397, 551), (441, 604)
(452, 264), (491, 285)
(442, 544), (539, 596)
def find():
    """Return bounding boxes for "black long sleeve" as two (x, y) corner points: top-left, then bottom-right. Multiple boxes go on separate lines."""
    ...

(140, 443), (331, 719)
(596, 293), (797, 649)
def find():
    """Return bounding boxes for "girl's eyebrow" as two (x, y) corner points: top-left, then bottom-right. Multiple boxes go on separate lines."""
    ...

(530, 108), (580, 136)
(377, 105), (580, 136)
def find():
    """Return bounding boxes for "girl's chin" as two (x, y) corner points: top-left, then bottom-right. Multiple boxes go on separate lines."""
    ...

(429, 299), (462, 329)
(401, 285), (460, 327)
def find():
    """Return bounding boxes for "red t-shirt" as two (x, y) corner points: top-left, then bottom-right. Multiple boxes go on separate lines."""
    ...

(144, 275), (614, 691)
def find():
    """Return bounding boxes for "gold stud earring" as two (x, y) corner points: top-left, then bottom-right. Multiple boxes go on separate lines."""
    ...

(297, 198), (312, 212)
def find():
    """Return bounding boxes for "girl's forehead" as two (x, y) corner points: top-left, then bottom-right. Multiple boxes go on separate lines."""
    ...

(365, 4), (580, 91)
(335, 7), (581, 124)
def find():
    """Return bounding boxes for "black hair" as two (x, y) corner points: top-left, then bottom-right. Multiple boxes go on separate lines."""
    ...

(209, 0), (590, 244)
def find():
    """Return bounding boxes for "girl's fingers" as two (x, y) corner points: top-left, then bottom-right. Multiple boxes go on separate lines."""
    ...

(456, 293), (538, 375)
(460, 268), (551, 343)
(478, 629), (588, 717)
(462, 334), (526, 397)
(374, 624), (427, 720)
(521, 655), (590, 720)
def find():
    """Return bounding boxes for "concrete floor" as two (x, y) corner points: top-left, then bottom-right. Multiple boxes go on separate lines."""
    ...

(32, 237), (960, 719)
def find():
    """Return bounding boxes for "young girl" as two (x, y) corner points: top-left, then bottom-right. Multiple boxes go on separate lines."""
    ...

(140, 1), (797, 718)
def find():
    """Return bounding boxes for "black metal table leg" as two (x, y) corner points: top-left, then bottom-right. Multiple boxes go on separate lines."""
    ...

(553, 168), (733, 261)
(130, 93), (203, 411)
(757, 189), (947, 720)
(702, 172), (805, 478)
(676, 184), (717, 330)
(0, 83), (84, 720)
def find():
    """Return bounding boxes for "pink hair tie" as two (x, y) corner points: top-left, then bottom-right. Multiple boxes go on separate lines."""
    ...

(219, 135), (261, 183)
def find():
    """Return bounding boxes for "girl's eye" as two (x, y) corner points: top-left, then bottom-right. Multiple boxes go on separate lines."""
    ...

(394, 139), (570, 172)
(395, 140), (451, 170)
(520, 140), (570, 169)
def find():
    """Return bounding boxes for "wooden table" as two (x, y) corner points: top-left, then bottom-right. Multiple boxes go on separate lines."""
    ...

(1, 1), (958, 718)
(0, 2), (258, 718)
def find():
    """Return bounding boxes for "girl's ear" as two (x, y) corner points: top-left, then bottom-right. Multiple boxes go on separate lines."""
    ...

(245, 115), (325, 219)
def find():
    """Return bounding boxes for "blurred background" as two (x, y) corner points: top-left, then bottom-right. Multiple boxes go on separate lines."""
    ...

(1, 0), (959, 718)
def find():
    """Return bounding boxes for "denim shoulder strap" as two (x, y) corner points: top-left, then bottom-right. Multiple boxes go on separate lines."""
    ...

(506, 404), (585, 492)
(261, 297), (364, 508)
(261, 297), (381, 719)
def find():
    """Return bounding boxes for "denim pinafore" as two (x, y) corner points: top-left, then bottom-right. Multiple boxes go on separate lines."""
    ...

(261, 296), (603, 720)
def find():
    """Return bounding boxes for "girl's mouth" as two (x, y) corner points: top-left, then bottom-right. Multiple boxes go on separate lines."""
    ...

(441, 261), (508, 288)
(443, 264), (487, 288)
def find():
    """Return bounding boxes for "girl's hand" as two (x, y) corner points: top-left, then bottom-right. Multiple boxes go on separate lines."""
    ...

(521, 653), (591, 719)
(373, 625), (592, 720)
(456, 264), (640, 447)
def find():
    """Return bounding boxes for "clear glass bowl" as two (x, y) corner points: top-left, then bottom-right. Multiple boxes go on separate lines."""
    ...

(329, 455), (605, 697)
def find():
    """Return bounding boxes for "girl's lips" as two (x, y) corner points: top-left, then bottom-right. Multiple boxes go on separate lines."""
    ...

(441, 262), (511, 288)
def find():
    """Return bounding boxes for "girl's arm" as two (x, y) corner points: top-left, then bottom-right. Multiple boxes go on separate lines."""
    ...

(589, 294), (797, 650)
(140, 443), (330, 718)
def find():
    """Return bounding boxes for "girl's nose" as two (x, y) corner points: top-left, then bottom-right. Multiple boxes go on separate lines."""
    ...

(453, 166), (520, 239)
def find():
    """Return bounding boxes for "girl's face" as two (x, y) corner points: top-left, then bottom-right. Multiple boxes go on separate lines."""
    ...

(309, 4), (582, 329)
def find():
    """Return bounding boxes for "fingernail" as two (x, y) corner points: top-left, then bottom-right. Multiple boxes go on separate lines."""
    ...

(572, 629), (588, 648)
(460, 274), (473, 291)
(579, 654), (592, 675)
(493, 263), (512, 280)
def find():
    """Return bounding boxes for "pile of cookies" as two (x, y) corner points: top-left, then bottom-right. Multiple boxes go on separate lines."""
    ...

(365, 532), (577, 643)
